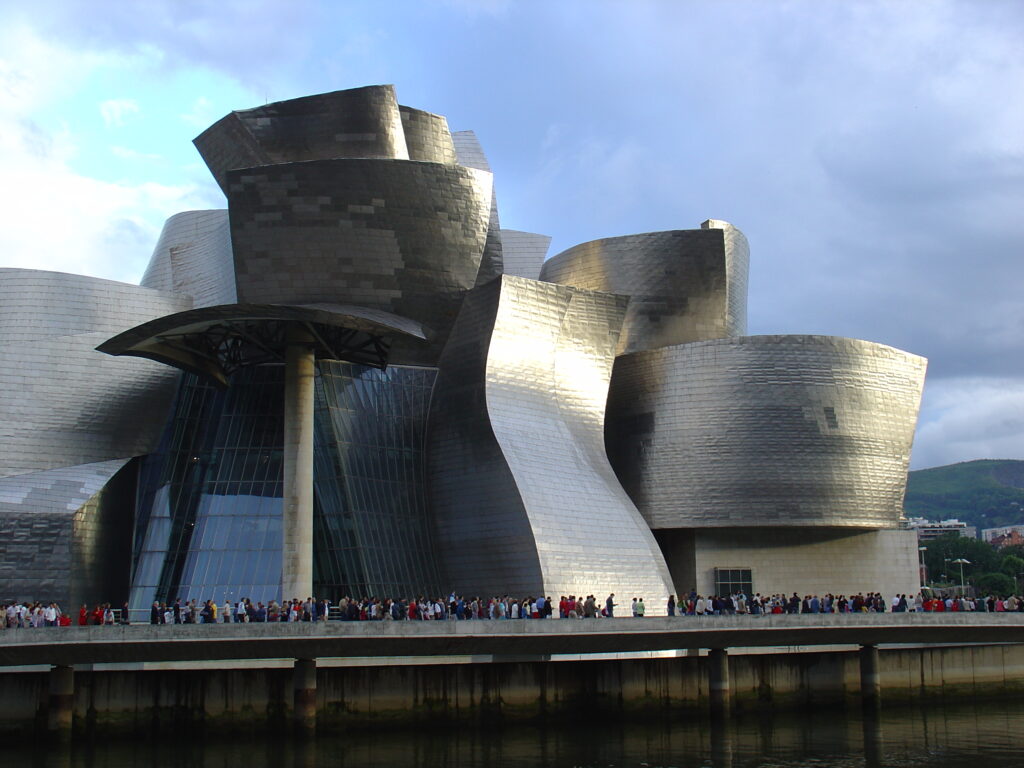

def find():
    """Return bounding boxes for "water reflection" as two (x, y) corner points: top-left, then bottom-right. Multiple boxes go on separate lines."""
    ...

(19, 697), (1024, 767)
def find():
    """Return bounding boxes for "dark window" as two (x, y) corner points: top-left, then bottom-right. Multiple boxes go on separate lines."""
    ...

(714, 567), (753, 597)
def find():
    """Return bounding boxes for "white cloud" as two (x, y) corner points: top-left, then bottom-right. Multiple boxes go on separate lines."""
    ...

(99, 98), (140, 127)
(111, 145), (161, 161)
(180, 96), (215, 129)
(912, 377), (1024, 469)
(0, 26), (217, 284)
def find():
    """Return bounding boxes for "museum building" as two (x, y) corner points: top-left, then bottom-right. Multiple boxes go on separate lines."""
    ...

(0, 86), (927, 613)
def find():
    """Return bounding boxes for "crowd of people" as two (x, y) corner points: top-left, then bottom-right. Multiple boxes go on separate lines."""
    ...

(4, 591), (1024, 629)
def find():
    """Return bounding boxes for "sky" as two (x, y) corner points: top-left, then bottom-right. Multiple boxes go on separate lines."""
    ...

(0, 0), (1021, 470)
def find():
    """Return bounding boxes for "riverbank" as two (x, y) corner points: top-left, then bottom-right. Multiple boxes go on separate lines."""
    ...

(2, 642), (1023, 736)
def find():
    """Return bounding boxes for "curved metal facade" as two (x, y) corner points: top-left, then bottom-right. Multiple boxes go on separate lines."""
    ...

(0, 270), (190, 479)
(194, 85), (411, 193)
(399, 106), (458, 164)
(0, 460), (134, 605)
(605, 335), (927, 530)
(225, 158), (493, 365)
(539, 221), (749, 354)
(140, 210), (236, 308)
(429, 275), (674, 606)
(500, 229), (551, 280)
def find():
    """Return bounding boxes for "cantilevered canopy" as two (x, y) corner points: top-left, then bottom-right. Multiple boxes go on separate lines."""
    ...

(97, 303), (428, 387)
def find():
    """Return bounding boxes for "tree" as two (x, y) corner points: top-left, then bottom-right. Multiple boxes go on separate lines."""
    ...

(923, 534), (998, 582)
(975, 573), (1015, 597)
(1000, 555), (1024, 578)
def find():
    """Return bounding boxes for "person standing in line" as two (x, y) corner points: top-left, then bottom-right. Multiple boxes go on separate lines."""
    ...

(605, 594), (616, 618)
(636, 598), (646, 617)
(667, 595), (676, 617)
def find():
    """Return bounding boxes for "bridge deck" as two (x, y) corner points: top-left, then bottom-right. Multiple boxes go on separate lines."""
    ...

(2, 614), (1023, 667)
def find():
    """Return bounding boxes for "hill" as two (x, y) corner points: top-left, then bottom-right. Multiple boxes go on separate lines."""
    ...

(905, 459), (1024, 531)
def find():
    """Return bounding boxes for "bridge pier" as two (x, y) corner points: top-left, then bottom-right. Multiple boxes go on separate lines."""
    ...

(293, 658), (317, 732)
(708, 647), (730, 719)
(47, 664), (74, 739)
(859, 644), (881, 711)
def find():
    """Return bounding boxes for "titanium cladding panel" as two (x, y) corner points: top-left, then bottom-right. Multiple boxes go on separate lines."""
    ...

(140, 210), (237, 308)
(226, 158), (493, 364)
(500, 229), (551, 281)
(0, 459), (132, 605)
(429, 275), (674, 607)
(540, 223), (749, 354)
(0, 271), (191, 478)
(194, 85), (411, 193)
(606, 335), (927, 529)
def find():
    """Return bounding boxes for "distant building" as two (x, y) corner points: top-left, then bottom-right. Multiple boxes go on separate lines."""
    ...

(982, 525), (1024, 543)
(989, 531), (1024, 550)
(907, 518), (977, 541)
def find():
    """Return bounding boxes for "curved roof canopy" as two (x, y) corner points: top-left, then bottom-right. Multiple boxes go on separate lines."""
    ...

(97, 303), (427, 387)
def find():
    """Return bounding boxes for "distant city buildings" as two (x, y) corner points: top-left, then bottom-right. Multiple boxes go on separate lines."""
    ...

(907, 518), (978, 541)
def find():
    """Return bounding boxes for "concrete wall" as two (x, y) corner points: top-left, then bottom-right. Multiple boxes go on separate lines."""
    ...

(3, 643), (1024, 735)
(657, 527), (921, 601)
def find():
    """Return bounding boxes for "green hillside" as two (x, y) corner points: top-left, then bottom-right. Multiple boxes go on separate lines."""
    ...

(905, 459), (1024, 530)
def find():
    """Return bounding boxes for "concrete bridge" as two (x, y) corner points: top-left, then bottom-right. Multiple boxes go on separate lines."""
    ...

(4, 613), (1022, 736)
(1, 612), (1022, 667)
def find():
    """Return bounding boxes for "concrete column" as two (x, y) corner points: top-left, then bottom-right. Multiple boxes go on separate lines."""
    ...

(293, 658), (317, 732)
(282, 327), (316, 602)
(859, 644), (881, 711)
(47, 664), (74, 738)
(708, 647), (730, 719)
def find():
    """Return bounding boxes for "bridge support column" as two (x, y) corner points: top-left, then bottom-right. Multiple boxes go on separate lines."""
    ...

(293, 658), (317, 732)
(282, 327), (315, 602)
(708, 648), (730, 719)
(859, 644), (881, 712)
(47, 664), (74, 739)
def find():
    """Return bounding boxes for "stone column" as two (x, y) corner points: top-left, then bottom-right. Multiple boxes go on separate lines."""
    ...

(708, 647), (730, 719)
(859, 644), (881, 711)
(47, 664), (74, 738)
(293, 657), (317, 732)
(282, 326), (316, 602)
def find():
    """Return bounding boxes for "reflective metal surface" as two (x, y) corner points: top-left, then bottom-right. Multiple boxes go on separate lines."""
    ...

(499, 229), (551, 280)
(606, 335), (927, 529)
(0, 459), (133, 605)
(539, 220), (749, 354)
(398, 105), (458, 164)
(193, 85), (411, 194)
(140, 210), (237, 308)
(225, 158), (493, 365)
(452, 130), (505, 285)
(0, 270), (190, 479)
(429, 275), (674, 607)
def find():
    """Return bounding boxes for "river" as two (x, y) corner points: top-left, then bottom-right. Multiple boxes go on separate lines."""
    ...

(15, 697), (1024, 767)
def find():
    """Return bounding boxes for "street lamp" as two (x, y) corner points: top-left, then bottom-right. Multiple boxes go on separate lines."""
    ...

(952, 558), (970, 594)
(918, 546), (928, 587)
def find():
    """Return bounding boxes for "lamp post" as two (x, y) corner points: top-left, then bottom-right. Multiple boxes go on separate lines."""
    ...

(952, 558), (970, 594)
(918, 546), (928, 587)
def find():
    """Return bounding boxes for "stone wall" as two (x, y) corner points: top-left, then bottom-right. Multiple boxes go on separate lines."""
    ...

(2, 643), (1023, 735)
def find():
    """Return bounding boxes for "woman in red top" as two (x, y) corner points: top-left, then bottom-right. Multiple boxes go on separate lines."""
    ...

(78, 605), (87, 626)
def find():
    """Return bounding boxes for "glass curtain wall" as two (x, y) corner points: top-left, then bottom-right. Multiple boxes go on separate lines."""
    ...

(130, 366), (284, 610)
(130, 360), (442, 610)
(313, 362), (442, 600)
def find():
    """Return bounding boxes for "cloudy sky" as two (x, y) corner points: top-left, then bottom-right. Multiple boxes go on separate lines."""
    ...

(1, 0), (1021, 470)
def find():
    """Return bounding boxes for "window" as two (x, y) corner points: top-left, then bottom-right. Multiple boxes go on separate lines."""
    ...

(714, 567), (753, 597)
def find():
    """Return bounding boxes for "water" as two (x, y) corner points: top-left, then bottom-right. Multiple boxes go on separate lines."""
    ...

(17, 698), (1024, 767)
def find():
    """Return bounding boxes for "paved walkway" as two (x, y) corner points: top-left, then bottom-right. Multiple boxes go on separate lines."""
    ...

(2, 613), (1023, 667)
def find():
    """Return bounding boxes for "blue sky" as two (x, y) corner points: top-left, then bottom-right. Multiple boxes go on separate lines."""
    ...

(1, 0), (1022, 469)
